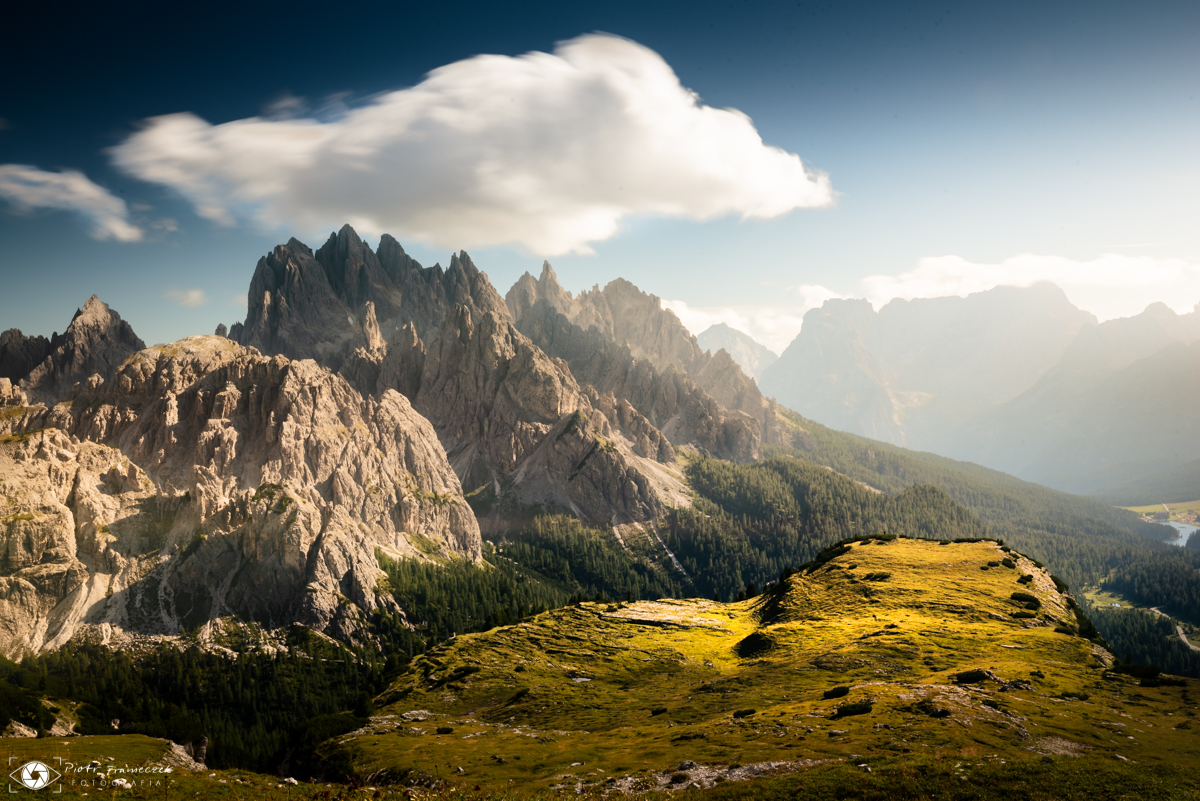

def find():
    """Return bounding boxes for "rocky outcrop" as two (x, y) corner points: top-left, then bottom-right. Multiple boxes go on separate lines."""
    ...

(0, 336), (480, 657)
(387, 305), (688, 524)
(506, 264), (785, 449)
(18, 296), (145, 403)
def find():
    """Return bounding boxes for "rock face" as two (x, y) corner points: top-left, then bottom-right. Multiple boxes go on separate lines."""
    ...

(385, 304), (688, 524)
(512, 300), (763, 462)
(15, 296), (145, 402)
(0, 335), (480, 658)
(697, 323), (778, 380)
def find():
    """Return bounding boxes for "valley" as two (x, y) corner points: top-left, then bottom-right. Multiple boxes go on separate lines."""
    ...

(1, 229), (1198, 797)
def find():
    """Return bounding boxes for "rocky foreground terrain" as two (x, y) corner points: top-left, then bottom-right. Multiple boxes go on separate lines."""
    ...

(0, 226), (783, 658)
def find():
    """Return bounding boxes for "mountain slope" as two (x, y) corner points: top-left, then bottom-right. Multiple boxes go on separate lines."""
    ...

(959, 305), (1200, 492)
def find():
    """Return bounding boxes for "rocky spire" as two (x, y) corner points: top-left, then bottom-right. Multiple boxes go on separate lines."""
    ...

(22, 295), (145, 402)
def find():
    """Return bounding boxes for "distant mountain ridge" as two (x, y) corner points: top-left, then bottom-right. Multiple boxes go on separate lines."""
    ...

(697, 322), (778, 379)
(759, 284), (1200, 496)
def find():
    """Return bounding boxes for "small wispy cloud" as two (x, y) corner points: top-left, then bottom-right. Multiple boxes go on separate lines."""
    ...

(0, 164), (143, 241)
(166, 289), (208, 307)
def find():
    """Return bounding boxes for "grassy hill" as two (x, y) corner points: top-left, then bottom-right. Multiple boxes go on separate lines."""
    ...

(324, 538), (1200, 795)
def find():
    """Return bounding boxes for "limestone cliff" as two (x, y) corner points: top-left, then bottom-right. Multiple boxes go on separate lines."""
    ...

(234, 227), (687, 525)
(0, 336), (480, 658)
(0, 329), (53, 383)
(512, 300), (763, 462)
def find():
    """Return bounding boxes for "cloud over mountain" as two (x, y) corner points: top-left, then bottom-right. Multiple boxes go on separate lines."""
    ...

(110, 34), (832, 255)
(0, 164), (143, 241)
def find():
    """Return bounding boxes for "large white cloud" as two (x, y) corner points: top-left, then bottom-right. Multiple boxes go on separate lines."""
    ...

(862, 253), (1200, 321)
(0, 165), (143, 241)
(110, 34), (832, 255)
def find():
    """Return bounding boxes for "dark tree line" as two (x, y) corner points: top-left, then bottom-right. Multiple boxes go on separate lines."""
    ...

(1101, 549), (1200, 624)
(663, 457), (988, 600)
(1085, 606), (1200, 678)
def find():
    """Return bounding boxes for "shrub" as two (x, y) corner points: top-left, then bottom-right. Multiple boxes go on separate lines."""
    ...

(862, 572), (891, 582)
(1142, 676), (1187, 687)
(650, 707), (667, 716)
(1017, 574), (1034, 585)
(823, 686), (850, 699)
(670, 773), (689, 784)
(1001, 558), (1016, 569)
(1010, 591), (1041, 608)
(1054, 626), (1077, 636)
(955, 669), (990, 684)
(981, 699), (1002, 710)
(436, 726), (454, 734)
(833, 701), (873, 718)
(987, 561), (1000, 567)
(732, 708), (757, 718)
(914, 699), (951, 718)
(1050, 575), (1069, 593)
(1013, 611), (1037, 619)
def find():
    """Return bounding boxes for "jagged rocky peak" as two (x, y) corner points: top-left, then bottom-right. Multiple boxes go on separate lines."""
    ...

(505, 268), (785, 445)
(506, 261), (578, 323)
(237, 225), (510, 364)
(0, 334), (481, 656)
(512, 298), (765, 463)
(18, 295), (145, 403)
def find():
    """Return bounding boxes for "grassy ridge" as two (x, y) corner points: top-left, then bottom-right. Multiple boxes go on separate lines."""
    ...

(329, 538), (1200, 794)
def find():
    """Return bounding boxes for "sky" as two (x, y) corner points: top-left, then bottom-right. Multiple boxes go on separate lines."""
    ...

(2, 0), (1198, 352)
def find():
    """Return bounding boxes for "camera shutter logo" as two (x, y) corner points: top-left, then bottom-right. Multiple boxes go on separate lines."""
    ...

(10, 761), (60, 791)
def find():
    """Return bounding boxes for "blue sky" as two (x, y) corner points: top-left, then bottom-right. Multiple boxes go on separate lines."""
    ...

(2, 0), (1198, 351)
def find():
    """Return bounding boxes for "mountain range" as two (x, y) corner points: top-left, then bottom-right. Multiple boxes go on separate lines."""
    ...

(758, 283), (1200, 498)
